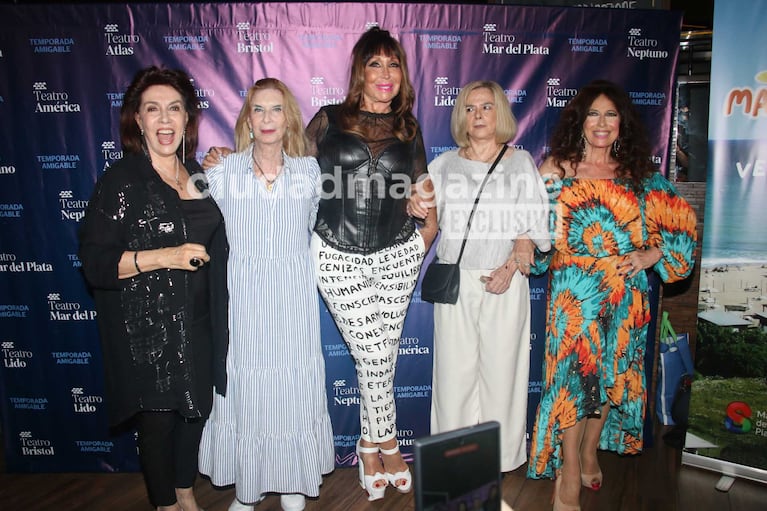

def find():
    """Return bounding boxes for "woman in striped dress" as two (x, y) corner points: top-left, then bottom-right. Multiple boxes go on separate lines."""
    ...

(198, 78), (334, 511)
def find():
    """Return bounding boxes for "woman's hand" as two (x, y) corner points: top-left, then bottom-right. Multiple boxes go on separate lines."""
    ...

(510, 235), (534, 276)
(483, 262), (514, 295)
(407, 177), (435, 219)
(161, 243), (211, 270)
(618, 246), (663, 278)
(202, 146), (233, 170)
(120, 243), (210, 279)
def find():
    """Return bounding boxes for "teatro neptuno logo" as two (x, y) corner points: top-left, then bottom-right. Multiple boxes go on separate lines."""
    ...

(104, 23), (139, 56)
(71, 387), (103, 413)
(58, 190), (88, 222)
(32, 81), (81, 114)
(19, 431), (55, 456)
(433, 76), (459, 108)
(332, 379), (360, 407)
(2, 341), (33, 369)
(309, 77), (344, 108)
(235, 22), (273, 54)
(626, 28), (669, 61)
(545, 77), (578, 108)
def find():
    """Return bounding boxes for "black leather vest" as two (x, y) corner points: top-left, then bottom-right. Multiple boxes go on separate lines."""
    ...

(314, 107), (415, 254)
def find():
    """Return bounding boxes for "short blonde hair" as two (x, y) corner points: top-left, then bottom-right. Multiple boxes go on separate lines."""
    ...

(234, 78), (307, 156)
(450, 81), (517, 148)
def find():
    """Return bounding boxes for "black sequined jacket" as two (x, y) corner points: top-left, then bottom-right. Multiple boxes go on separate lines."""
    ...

(79, 152), (229, 426)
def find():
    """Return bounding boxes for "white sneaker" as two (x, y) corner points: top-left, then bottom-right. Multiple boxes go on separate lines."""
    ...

(228, 496), (263, 511)
(280, 494), (306, 511)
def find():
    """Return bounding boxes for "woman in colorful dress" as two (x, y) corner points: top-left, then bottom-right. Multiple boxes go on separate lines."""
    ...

(527, 80), (697, 511)
(198, 78), (334, 511)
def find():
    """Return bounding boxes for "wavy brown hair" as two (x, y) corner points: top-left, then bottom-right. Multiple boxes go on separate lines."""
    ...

(234, 78), (308, 156)
(338, 27), (418, 142)
(548, 79), (656, 189)
(120, 66), (200, 158)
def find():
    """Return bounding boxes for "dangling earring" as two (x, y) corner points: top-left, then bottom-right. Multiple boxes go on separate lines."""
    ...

(612, 138), (621, 157)
(182, 129), (186, 162)
(580, 133), (586, 160)
(249, 129), (254, 140)
(140, 128), (144, 136)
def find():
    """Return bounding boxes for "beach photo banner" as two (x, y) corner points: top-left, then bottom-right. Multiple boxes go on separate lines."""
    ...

(686, 0), (767, 480)
(0, 2), (680, 472)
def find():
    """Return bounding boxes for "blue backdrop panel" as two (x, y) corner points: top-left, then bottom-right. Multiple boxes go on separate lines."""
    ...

(0, 2), (680, 472)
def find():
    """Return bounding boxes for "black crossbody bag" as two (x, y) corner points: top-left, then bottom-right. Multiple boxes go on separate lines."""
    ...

(420, 145), (508, 304)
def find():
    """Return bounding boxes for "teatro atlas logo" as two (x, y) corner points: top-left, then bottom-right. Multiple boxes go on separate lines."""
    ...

(190, 78), (214, 110)
(104, 23), (139, 56)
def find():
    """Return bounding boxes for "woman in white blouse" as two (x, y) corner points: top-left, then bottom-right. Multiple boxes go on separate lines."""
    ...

(426, 80), (550, 473)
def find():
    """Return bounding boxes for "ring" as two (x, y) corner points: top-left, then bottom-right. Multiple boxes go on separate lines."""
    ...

(190, 257), (202, 267)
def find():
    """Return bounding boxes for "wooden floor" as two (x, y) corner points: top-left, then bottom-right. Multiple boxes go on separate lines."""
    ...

(2, 425), (765, 511)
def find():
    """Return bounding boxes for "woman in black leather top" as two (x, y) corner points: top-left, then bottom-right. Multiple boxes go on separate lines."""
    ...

(306, 27), (437, 502)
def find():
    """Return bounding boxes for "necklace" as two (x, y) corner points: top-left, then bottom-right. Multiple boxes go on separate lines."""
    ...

(252, 149), (282, 191)
(154, 156), (180, 188)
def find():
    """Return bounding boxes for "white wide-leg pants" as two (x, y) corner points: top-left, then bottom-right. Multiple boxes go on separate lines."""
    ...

(431, 268), (531, 472)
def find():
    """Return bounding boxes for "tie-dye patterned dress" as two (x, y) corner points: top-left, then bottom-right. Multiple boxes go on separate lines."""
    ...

(527, 172), (697, 479)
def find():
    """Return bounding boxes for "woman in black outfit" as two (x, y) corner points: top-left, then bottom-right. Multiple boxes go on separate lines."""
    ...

(79, 66), (228, 511)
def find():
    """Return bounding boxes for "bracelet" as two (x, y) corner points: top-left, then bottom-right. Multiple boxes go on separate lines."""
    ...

(133, 251), (142, 273)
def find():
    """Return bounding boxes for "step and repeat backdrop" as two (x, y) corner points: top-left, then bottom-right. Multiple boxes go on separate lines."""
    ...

(0, 2), (680, 472)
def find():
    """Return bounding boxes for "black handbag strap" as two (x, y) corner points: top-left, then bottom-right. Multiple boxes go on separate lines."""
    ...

(455, 144), (508, 264)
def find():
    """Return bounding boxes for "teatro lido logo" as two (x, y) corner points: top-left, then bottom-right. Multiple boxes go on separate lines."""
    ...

(32, 82), (81, 114)
(103, 23), (139, 56)
(71, 387), (103, 413)
(2, 341), (33, 369)
(433, 76), (459, 108)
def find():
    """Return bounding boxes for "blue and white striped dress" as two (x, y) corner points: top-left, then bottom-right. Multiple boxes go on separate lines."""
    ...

(198, 147), (334, 502)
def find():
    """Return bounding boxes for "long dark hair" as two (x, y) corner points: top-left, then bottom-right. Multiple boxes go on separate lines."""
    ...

(548, 79), (656, 189)
(338, 27), (418, 142)
(119, 66), (200, 158)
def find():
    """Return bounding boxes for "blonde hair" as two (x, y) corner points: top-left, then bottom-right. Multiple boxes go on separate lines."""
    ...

(450, 81), (517, 148)
(234, 78), (308, 156)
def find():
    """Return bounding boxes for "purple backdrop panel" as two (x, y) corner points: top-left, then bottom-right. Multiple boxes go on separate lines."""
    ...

(0, 2), (680, 472)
